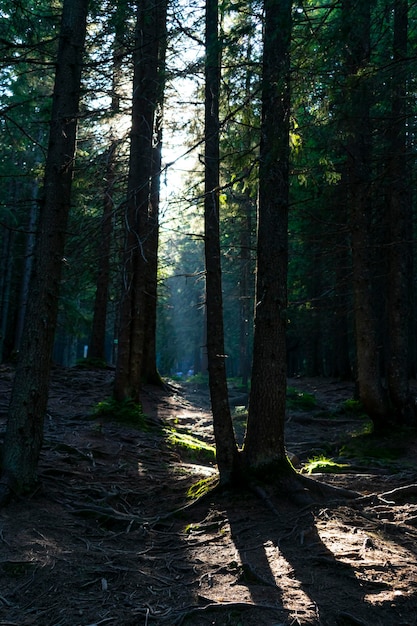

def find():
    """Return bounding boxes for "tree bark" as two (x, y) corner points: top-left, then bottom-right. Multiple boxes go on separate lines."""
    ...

(342, 0), (390, 427)
(239, 194), (253, 391)
(89, 1), (128, 363)
(243, 0), (292, 472)
(0, 0), (89, 500)
(89, 142), (116, 362)
(141, 8), (168, 387)
(204, 0), (239, 483)
(14, 182), (38, 353)
(142, 110), (164, 386)
(386, 0), (414, 422)
(114, 0), (167, 401)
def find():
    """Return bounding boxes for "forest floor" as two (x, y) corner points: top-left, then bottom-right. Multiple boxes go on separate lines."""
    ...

(1, 366), (417, 625)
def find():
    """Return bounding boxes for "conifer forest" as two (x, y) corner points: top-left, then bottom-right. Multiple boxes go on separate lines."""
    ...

(1, 2), (417, 625)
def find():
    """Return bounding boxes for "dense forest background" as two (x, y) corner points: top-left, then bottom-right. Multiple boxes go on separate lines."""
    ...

(1, 0), (417, 486)
(1, 0), (416, 380)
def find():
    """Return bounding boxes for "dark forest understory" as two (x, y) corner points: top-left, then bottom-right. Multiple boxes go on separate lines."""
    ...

(1, 366), (417, 626)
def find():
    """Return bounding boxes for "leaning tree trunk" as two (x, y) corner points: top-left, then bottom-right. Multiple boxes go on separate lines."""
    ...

(0, 0), (89, 502)
(204, 0), (239, 483)
(243, 0), (293, 474)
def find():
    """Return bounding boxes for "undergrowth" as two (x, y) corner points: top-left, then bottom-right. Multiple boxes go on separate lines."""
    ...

(92, 397), (151, 430)
(76, 357), (107, 369)
(303, 455), (350, 474)
(339, 430), (410, 464)
(286, 386), (317, 411)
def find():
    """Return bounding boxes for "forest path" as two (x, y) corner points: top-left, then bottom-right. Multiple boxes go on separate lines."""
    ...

(0, 366), (417, 625)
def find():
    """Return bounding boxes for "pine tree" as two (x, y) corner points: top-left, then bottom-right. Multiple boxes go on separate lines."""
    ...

(0, 0), (90, 502)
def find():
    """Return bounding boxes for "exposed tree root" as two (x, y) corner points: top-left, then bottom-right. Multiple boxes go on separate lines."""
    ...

(246, 472), (359, 514)
(378, 483), (417, 503)
(295, 472), (359, 500)
(173, 600), (284, 626)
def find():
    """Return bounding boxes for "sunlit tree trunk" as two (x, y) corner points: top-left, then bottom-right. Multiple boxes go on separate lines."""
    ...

(0, 0), (89, 502)
(204, 0), (239, 482)
(243, 0), (292, 473)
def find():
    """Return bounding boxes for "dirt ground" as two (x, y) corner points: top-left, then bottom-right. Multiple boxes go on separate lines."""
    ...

(1, 366), (417, 626)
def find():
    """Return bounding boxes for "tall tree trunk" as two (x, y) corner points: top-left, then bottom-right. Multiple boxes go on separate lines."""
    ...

(343, 0), (389, 427)
(142, 111), (164, 385)
(0, 226), (14, 362)
(141, 4), (168, 386)
(114, 0), (167, 402)
(0, 0), (89, 502)
(0, 179), (17, 362)
(386, 0), (414, 422)
(243, 0), (292, 473)
(89, 0), (129, 363)
(89, 142), (116, 362)
(204, 0), (239, 483)
(239, 194), (253, 392)
(331, 183), (352, 380)
(14, 182), (38, 352)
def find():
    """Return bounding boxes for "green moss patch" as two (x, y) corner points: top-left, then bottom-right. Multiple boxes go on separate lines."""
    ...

(286, 386), (317, 411)
(339, 432), (408, 464)
(165, 429), (216, 464)
(91, 397), (151, 430)
(186, 475), (219, 500)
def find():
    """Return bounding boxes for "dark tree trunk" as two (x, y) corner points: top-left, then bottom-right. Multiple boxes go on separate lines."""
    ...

(89, 0), (130, 363)
(243, 0), (292, 473)
(0, 227), (14, 363)
(114, 0), (167, 401)
(204, 0), (239, 483)
(89, 142), (116, 362)
(386, 0), (414, 422)
(239, 195), (253, 392)
(141, 7), (168, 386)
(0, 0), (89, 501)
(14, 183), (38, 353)
(342, 0), (390, 427)
(142, 113), (163, 386)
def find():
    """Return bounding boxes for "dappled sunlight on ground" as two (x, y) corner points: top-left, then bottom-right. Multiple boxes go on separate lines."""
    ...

(1, 367), (417, 624)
